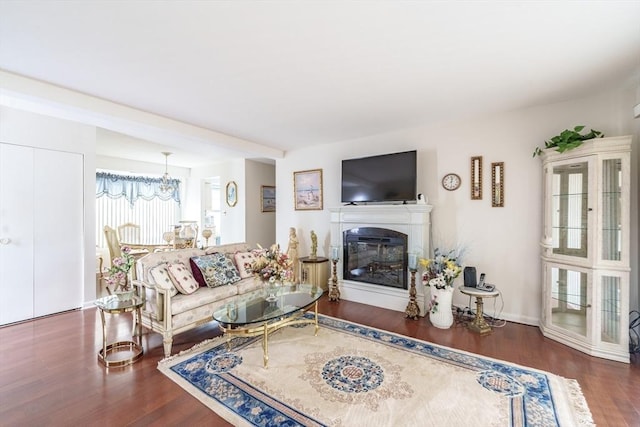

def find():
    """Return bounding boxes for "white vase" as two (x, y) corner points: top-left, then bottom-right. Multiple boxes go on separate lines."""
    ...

(428, 286), (454, 329)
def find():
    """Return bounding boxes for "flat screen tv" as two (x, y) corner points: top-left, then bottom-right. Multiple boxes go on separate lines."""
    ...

(341, 150), (417, 204)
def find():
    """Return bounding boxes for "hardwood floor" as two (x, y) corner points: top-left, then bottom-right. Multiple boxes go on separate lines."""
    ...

(1, 296), (638, 426)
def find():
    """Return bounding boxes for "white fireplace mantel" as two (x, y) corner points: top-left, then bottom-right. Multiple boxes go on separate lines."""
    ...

(329, 204), (432, 315)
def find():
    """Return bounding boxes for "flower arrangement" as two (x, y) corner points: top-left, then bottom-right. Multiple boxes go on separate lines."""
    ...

(420, 248), (462, 290)
(251, 243), (293, 284)
(420, 248), (462, 315)
(106, 246), (135, 292)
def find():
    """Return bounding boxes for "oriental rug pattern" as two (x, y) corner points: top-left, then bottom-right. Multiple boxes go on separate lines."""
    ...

(158, 314), (593, 426)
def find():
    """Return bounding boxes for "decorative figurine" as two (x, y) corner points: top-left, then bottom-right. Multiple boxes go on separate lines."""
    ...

(287, 227), (299, 283)
(310, 230), (318, 259)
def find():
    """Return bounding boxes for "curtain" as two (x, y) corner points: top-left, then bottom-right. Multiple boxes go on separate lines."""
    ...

(96, 172), (181, 207)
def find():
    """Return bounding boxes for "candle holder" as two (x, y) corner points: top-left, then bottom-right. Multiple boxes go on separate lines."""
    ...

(405, 252), (420, 319)
(329, 246), (341, 302)
(201, 228), (213, 248)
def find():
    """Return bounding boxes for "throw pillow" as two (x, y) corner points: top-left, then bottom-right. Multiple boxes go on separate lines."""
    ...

(234, 251), (258, 279)
(166, 263), (199, 295)
(191, 253), (241, 287)
(189, 258), (208, 287)
(148, 264), (179, 296)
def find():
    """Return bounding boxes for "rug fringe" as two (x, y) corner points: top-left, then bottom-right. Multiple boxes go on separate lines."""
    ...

(565, 379), (595, 426)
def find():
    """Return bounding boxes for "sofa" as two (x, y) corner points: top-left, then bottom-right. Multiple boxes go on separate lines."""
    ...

(132, 242), (264, 357)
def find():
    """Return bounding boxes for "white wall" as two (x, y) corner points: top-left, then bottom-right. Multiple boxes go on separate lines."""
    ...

(245, 160), (276, 248)
(214, 159), (246, 244)
(191, 159), (276, 247)
(276, 86), (639, 325)
(0, 106), (97, 303)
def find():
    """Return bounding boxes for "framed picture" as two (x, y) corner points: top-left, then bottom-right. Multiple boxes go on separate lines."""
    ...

(226, 181), (238, 207)
(261, 185), (276, 212)
(471, 156), (483, 200)
(294, 169), (323, 211)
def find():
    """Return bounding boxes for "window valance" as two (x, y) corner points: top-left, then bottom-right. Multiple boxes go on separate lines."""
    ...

(96, 172), (181, 207)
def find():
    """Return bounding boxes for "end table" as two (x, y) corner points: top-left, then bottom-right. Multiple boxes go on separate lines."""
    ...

(458, 286), (500, 335)
(299, 256), (329, 291)
(95, 295), (144, 367)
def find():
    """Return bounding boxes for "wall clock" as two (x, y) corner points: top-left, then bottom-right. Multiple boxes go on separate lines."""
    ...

(442, 173), (461, 191)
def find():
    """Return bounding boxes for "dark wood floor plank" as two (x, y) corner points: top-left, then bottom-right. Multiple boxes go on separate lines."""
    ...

(0, 296), (638, 426)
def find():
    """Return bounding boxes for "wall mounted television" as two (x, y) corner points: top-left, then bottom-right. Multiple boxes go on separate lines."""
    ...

(341, 150), (417, 204)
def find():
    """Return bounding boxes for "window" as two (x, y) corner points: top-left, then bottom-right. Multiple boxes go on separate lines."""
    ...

(96, 172), (181, 247)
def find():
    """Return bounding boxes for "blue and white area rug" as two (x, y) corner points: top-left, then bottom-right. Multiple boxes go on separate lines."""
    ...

(158, 314), (593, 426)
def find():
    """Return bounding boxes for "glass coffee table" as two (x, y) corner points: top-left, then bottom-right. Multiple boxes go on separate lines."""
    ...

(212, 284), (323, 368)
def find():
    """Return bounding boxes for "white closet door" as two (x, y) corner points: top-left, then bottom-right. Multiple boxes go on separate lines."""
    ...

(0, 144), (35, 325)
(33, 149), (83, 316)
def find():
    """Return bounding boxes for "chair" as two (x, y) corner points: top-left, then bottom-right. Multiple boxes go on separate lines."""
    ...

(117, 222), (142, 245)
(104, 225), (122, 261)
(103, 225), (148, 280)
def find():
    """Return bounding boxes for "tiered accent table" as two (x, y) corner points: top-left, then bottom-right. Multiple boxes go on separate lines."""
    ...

(95, 295), (144, 367)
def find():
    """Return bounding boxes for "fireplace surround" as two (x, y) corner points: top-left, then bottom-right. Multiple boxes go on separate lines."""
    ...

(330, 204), (432, 315)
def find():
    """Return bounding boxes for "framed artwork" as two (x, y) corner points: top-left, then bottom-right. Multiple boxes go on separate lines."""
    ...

(294, 169), (323, 210)
(226, 181), (238, 207)
(471, 156), (483, 200)
(491, 162), (504, 207)
(261, 185), (276, 212)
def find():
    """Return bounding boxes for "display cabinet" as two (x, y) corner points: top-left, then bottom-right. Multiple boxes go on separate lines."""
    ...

(539, 135), (631, 362)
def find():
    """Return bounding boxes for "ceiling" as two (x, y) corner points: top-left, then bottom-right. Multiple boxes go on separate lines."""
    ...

(1, 1), (639, 166)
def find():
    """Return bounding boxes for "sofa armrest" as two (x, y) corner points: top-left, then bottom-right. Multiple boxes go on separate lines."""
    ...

(132, 279), (170, 322)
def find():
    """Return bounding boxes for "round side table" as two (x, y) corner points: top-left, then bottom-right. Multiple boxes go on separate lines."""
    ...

(95, 295), (144, 367)
(299, 256), (329, 291)
(458, 286), (499, 335)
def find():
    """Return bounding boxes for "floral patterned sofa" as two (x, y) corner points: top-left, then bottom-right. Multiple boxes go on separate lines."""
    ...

(133, 242), (263, 357)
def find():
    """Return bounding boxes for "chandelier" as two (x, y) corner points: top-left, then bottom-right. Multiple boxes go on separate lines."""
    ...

(160, 152), (174, 193)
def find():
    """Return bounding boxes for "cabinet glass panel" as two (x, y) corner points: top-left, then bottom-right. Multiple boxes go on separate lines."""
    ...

(601, 275), (621, 344)
(551, 162), (588, 257)
(550, 267), (587, 336)
(602, 159), (622, 261)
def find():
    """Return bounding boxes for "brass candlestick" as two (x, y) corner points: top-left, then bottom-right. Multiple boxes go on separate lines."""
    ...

(329, 258), (341, 302)
(405, 269), (420, 319)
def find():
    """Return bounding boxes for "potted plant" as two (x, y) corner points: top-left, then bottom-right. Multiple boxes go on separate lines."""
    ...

(106, 246), (136, 300)
(532, 125), (604, 157)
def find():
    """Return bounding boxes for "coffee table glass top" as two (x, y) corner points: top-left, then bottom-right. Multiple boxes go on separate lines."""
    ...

(213, 284), (323, 327)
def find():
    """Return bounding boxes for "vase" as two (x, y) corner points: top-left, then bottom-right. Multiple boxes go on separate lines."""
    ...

(264, 280), (281, 302)
(115, 289), (135, 301)
(428, 286), (454, 329)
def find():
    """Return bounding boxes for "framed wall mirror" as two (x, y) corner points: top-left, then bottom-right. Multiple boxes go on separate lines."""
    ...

(491, 162), (504, 207)
(226, 181), (238, 207)
(471, 156), (482, 200)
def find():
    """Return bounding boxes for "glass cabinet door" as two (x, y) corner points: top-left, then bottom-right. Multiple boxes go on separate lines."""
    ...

(600, 274), (621, 344)
(550, 266), (589, 337)
(551, 161), (589, 258)
(601, 159), (622, 261)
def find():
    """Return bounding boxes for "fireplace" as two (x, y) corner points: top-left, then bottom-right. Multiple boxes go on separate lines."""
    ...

(343, 227), (408, 290)
(330, 204), (432, 315)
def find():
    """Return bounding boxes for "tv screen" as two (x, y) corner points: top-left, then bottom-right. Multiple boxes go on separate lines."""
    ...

(341, 150), (417, 203)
